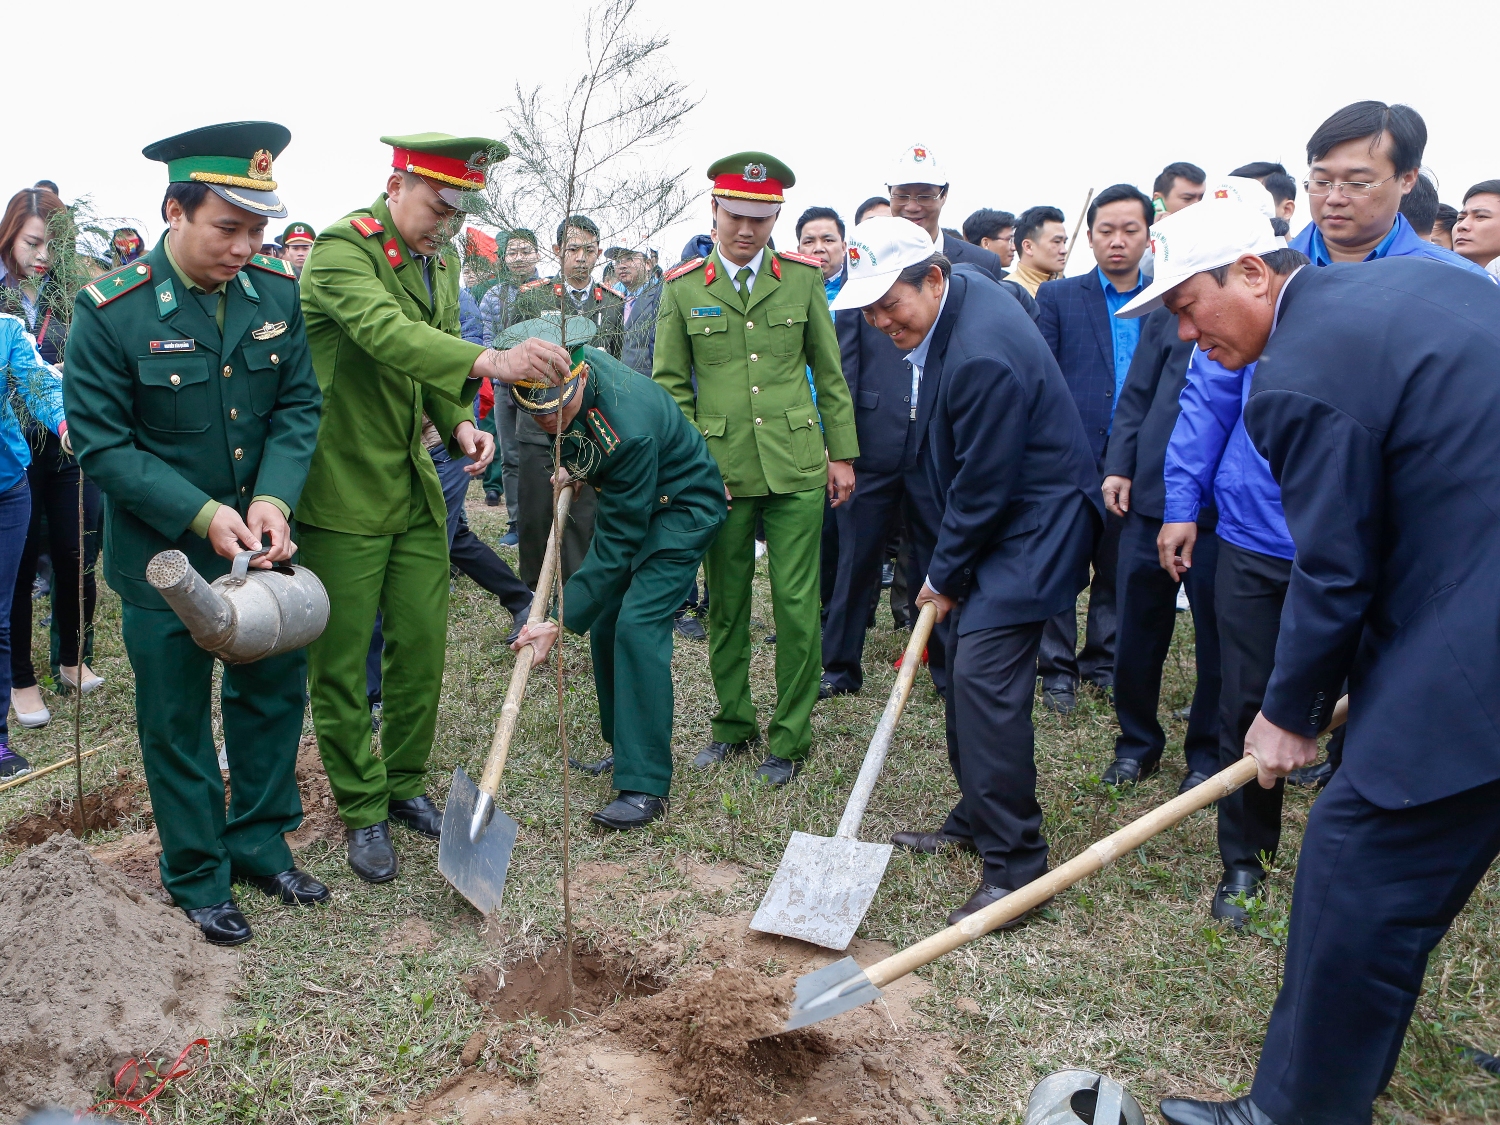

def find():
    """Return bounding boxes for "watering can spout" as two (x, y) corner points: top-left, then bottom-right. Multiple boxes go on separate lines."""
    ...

(147, 550), (236, 650)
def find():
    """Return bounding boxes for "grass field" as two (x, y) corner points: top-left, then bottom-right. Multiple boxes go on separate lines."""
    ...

(4, 490), (1499, 1124)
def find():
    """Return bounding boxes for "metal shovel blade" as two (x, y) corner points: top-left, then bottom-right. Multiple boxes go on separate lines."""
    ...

(438, 766), (520, 916)
(769, 955), (884, 1036)
(750, 832), (895, 950)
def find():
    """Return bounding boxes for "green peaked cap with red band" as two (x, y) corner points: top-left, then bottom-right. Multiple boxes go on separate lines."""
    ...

(708, 151), (795, 217)
(381, 133), (508, 207)
(143, 120), (292, 219)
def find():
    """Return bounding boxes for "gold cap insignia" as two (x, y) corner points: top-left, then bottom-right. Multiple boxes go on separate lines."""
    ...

(248, 150), (274, 182)
(743, 163), (767, 183)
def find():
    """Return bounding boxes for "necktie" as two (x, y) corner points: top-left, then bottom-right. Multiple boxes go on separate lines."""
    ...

(736, 267), (752, 301)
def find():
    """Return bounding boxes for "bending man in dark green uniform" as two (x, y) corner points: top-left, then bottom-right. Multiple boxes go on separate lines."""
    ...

(65, 122), (327, 946)
(511, 345), (727, 828)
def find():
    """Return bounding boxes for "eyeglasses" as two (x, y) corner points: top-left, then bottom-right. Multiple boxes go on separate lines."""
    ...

(1303, 176), (1397, 198)
(889, 191), (943, 204)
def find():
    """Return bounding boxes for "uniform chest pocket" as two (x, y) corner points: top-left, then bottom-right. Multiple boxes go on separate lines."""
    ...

(135, 355), (210, 433)
(241, 340), (285, 417)
(766, 306), (807, 357)
(690, 317), (733, 365)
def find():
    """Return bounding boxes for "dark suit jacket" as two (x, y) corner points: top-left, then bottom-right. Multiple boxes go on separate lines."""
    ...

(1245, 259), (1500, 809)
(620, 280), (662, 376)
(1035, 270), (1118, 467)
(943, 237), (1038, 320)
(920, 270), (1103, 633)
(836, 309), (917, 476)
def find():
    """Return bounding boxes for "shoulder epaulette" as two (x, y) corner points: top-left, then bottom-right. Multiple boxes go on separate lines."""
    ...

(82, 262), (151, 308)
(777, 250), (823, 269)
(349, 215), (384, 238)
(248, 254), (296, 279)
(519, 278), (548, 291)
(585, 407), (621, 456)
(663, 257), (704, 282)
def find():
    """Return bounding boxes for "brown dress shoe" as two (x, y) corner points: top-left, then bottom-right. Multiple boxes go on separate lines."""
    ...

(890, 829), (977, 854)
(946, 882), (1052, 929)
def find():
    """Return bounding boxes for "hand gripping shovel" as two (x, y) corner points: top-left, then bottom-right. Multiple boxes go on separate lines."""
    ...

(440, 487), (575, 915)
(750, 602), (939, 950)
(775, 696), (1348, 1033)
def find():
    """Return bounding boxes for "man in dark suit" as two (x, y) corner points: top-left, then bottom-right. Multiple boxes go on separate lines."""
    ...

(832, 217), (1101, 923)
(611, 246), (662, 378)
(1033, 184), (1152, 717)
(1122, 200), (1500, 1125)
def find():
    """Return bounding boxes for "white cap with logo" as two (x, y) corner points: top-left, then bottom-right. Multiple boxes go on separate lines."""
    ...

(829, 217), (937, 311)
(886, 143), (947, 189)
(1117, 198), (1286, 319)
(1206, 176), (1278, 219)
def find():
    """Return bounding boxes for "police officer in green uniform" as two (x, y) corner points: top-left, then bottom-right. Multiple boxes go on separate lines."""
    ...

(297, 134), (572, 883)
(64, 122), (327, 945)
(652, 153), (859, 785)
(510, 344), (727, 826)
(279, 221), (315, 279)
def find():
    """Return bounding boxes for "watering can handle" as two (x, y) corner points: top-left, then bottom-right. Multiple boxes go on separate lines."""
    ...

(229, 548), (272, 583)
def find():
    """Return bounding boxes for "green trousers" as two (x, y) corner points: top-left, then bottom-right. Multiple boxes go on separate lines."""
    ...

(473, 403), (507, 499)
(298, 505), (450, 829)
(518, 437), (597, 588)
(121, 603), (304, 909)
(588, 550), (703, 796)
(703, 486), (824, 761)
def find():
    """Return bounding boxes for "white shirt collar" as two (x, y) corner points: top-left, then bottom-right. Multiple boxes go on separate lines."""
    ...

(718, 246), (765, 291)
(904, 278), (951, 372)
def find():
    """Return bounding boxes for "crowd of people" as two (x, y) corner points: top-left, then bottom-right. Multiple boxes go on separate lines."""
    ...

(3, 96), (1500, 1125)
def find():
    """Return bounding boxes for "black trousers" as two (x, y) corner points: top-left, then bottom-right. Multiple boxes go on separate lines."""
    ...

(820, 495), (839, 611)
(1252, 771), (1500, 1125)
(1039, 509), (1120, 688)
(939, 607), (1049, 889)
(822, 468), (908, 692)
(1111, 512), (1221, 775)
(1215, 540), (1293, 877)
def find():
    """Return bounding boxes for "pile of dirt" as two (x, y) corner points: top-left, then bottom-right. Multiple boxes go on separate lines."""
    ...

(0, 835), (239, 1117)
(465, 943), (662, 1023)
(2, 779), (147, 847)
(90, 828), (168, 901)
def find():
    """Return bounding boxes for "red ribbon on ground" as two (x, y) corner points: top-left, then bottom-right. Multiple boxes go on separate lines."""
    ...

(83, 1038), (209, 1121)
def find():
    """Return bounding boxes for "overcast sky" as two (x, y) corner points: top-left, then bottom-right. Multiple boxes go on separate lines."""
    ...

(11, 0), (1499, 280)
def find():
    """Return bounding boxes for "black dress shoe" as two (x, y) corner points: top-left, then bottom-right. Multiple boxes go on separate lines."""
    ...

(945, 882), (1049, 929)
(692, 734), (759, 770)
(346, 821), (399, 883)
(1286, 757), (1335, 788)
(1041, 678), (1076, 714)
(891, 829), (977, 854)
(1101, 757), (1158, 786)
(763, 632), (777, 644)
(1172, 705), (1192, 720)
(818, 675), (854, 701)
(1212, 869), (1265, 929)
(1178, 769), (1215, 795)
(1160, 1095), (1279, 1125)
(389, 794), (443, 838)
(241, 868), (331, 905)
(568, 753), (614, 776)
(184, 900), (253, 946)
(590, 791), (666, 829)
(485, 489), (501, 507)
(672, 610), (707, 641)
(755, 754), (803, 786)
(506, 603), (534, 647)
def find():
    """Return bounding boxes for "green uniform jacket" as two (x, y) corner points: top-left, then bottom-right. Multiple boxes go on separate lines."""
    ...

(510, 277), (625, 449)
(63, 240), (322, 609)
(557, 348), (727, 635)
(651, 247), (858, 496)
(298, 195), (481, 535)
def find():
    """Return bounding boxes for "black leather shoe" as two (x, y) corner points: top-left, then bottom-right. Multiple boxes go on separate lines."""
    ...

(1101, 757), (1158, 786)
(590, 791), (666, 829)
(946, 883), (1050, 929)
(241, 868), (330, 905)
(389, 795), (442, 839)
(755, 754), (803, 786)
(184, 900), (253, 946)
(1178, 769), (1214, 795)
(891, 829), (977, 854)
(485, 489), (501, 507)
(692, 734), (759, 770)
(1041, 678), (1076, 714)
(1172, 705), (1192, 721)
(506, 603), (534, 646)
(568, 753), (614, 776)
(1160, 1095), (1279, 1125)
(763, 632), (777, 644)
(1212, 869), (1265, 929)
(346, 821), (399, 883)
(672, 609), (707, 641)
(818, 675), (854, 701)
(1287, 757), (1335, 788)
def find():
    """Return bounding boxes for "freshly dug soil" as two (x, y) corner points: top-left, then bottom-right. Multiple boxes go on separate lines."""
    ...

(465, 942), (662, 1023)
(0, 835), (239, 1117)
(90, 828), (168, 901)
(3, 780), (147, 847)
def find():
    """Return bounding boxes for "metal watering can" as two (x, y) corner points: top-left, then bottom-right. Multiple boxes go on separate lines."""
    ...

(146, 548), (329, 663)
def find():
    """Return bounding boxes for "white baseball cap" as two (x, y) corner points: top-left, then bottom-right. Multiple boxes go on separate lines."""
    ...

(886, 143), (946, 189)
(1206, 176), (1277, 220)
(1117, 198), (1286, 319)
(829, 217), (936, 311)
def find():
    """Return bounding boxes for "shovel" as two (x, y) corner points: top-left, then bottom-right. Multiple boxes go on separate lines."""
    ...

(750, 602), (939, 950)
(439, 487), (575, 915)
(775, 696), (1349, 1033)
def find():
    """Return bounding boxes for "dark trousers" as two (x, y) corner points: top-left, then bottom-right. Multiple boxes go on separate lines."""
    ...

(0, 481), (31, 741)
(822, 468), (907, 693)
(518, 438), (596, 589)
(493, 394), (520, 524)
(1111, 512), (1220, 774)
(1039, 509), (1121, 688)
(1252, 771), (1500, 1125)
(1215, 540), (1293, 877)
(940, 608), (1049, 889)
(820, 495), (839, 610)
(898, 468), (950, 695)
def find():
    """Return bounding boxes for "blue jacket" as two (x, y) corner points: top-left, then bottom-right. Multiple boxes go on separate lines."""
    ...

(1290, 212), (1494, 280)
(1036, 270), (1122, 467)
(1, 312), (65, 492)
(1246, 258), (1500, 808)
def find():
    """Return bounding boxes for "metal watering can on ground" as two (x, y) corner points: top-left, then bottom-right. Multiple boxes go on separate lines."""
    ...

(147, 548), (329, 663)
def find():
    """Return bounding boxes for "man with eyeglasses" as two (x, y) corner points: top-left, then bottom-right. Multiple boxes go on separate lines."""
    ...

(885, 144), (1005, 283)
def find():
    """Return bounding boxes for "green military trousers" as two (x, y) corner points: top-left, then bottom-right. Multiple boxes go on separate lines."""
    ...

(703, 485), (824, 761)
(517, 438), (597, 588)
(120, 602), (304, 909)
(298, 503), (450, 829)
(587, 550), (703, 797)
(473, 403), (507, 501)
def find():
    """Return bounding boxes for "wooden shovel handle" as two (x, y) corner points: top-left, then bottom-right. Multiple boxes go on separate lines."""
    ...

(477, 487), (574, 800)
(864, 694), (1349, 990)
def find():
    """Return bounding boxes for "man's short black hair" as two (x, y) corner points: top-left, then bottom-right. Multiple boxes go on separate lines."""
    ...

(1204, 246), (1310, 286)
(962, 209), (1014, 243)
(1434, 203), (1459, 234)
(854, 196), (889, 224)
(556, 214), (600, 246)
(1153, 162), (1206, 198)
(1306, 101), (1426, 175)
(1399, 172), (1439, 236)
(34, 179), (59, 195)
(160, 182), (212, 222)
(505, 228), (538, 250)
(1014, 205), (1066, 253)
(796, 206), (844, 241)
(1231, 161), (1297, 206)
(1088, 184), (1152, 229)
(1463, 179), (1500, 205)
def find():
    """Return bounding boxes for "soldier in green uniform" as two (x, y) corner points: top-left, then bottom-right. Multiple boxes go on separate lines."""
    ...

(297, 134), (572, 883)
(510, 345), (727, 826)
(64, 122), (327, 945)
(653, 153), (859, 785)
(279, 221), (315, 279)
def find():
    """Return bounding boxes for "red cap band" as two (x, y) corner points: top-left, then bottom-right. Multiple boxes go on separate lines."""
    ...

(712, 173), (785, 202)
(390, 147), (487, 191)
